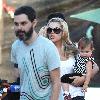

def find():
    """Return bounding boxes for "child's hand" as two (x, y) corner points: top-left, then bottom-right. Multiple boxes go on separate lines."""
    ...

(82, 84), (88, 92)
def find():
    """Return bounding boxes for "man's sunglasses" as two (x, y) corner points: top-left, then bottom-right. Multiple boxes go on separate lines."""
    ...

(47, 27), (62, 34)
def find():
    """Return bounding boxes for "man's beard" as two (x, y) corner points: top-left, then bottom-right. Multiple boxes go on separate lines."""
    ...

(15, 27), (33, 41)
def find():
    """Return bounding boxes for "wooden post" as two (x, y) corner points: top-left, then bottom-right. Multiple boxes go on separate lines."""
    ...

(0, 0), (3, 64)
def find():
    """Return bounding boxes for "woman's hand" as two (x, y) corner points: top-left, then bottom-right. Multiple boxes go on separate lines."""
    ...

(69, 76), (85, 86)
(82, 83), (88, 92)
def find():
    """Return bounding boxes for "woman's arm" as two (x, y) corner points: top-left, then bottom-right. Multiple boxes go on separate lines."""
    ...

(91, 62), (99, 78)
(70, 62), (99, 87)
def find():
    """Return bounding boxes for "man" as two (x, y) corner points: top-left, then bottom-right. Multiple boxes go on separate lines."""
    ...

(11, 6), (61, 100)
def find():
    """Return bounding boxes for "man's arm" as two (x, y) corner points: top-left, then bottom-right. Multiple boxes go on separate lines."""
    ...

(50, 68), (61, 100)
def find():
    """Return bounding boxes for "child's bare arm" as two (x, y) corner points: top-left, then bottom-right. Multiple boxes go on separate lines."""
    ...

(83, 61), (92, 92)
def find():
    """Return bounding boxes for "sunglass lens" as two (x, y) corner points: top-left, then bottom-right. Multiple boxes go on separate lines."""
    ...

(47, 28), (62, 34)
(53, 28), (62, 34)
(47, 28), (52, 34)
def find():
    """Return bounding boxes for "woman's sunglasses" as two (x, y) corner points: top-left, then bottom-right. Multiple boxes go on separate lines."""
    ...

(47, 27), (62, 34)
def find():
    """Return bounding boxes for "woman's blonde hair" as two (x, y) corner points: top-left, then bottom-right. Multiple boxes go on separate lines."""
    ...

(47, 17), (77, 58)
(47, 17), (72, 45)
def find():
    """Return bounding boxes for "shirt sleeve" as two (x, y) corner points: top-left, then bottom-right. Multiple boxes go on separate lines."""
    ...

(46, 42), (60, 71)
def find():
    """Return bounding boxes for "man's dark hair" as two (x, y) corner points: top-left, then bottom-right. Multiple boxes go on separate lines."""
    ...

(14, 6), (36, 22)
(47, 12), (66, 22)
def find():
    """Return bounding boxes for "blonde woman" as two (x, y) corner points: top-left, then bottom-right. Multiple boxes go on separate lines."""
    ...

(39, 12), (99, 100)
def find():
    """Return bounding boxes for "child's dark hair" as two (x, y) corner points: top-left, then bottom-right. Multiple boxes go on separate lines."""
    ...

(78, 37), (94, 50)
(14, 6), (36, 22)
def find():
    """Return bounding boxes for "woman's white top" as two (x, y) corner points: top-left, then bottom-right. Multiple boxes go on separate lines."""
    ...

(60, 56), (84, 98)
